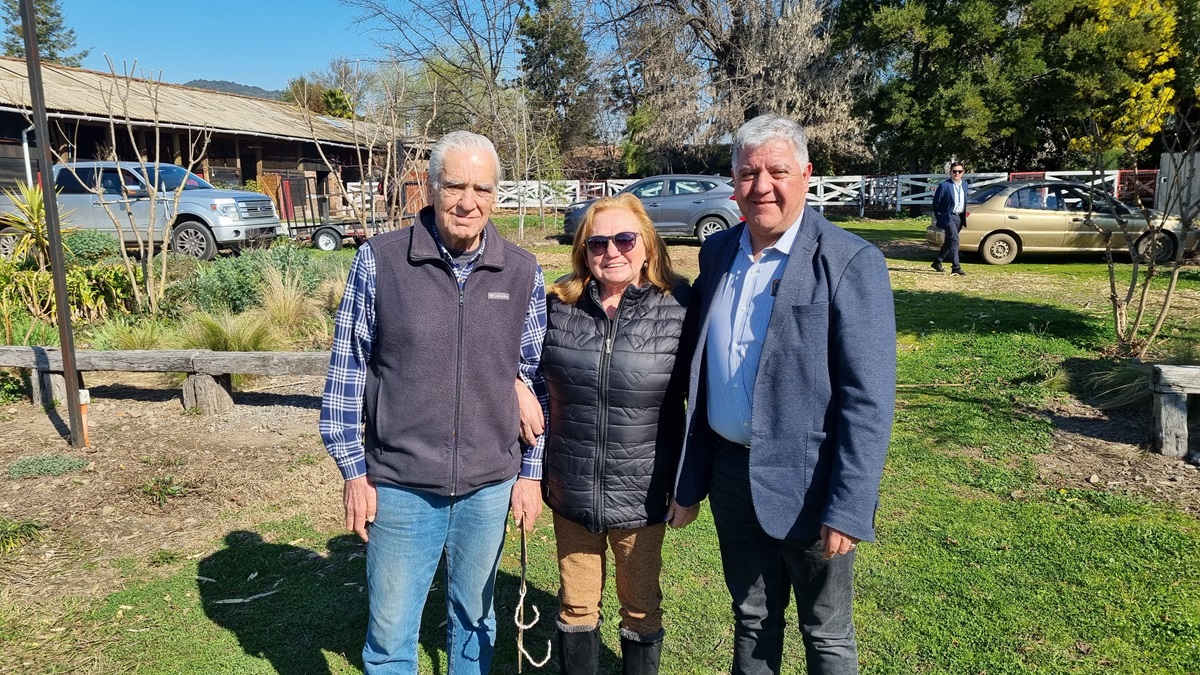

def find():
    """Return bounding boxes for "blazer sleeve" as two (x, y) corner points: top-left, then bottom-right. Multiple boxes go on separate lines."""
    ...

(822, 244), (896, 542)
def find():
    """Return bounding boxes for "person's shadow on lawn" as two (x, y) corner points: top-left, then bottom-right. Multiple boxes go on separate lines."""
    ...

(198, 530), (589, 674)
(199, 531), (368, 674)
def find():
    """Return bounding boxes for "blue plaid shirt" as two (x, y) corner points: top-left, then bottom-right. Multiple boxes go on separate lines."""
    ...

(319, 226), (548, 482)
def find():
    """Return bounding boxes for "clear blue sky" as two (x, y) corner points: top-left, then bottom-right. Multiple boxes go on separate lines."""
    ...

(58, 0), (383, 91)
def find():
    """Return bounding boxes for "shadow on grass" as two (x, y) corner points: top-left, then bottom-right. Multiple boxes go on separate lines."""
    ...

(892, 289), (1103, 343)
(198, 530), (576, 674)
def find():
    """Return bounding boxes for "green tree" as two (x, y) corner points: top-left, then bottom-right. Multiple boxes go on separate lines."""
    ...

(517, 0), (599, 152)
(842, 0), (1181, 170)
(1, 0), (89, 67)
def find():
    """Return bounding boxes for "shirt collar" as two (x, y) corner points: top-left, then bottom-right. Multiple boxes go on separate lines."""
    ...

(737, 212), (803, 258)
(428, 216), (487, 266)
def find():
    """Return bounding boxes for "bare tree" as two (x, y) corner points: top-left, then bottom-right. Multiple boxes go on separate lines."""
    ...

(47, 57), (211, 313)
(1081, 106), (1200, 358)
(606, 0), (868, 162)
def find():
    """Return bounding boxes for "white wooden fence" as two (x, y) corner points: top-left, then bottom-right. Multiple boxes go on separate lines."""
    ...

(433, 171), (1151, 213)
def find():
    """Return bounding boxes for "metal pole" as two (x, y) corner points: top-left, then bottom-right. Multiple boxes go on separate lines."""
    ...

(20, 0), (85, 447)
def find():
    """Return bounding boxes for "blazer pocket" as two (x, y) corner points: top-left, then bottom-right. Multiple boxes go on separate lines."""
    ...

(804, 430), (828, 486)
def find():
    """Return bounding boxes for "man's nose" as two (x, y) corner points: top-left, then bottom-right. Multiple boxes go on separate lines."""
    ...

(458, 187), (478, 211)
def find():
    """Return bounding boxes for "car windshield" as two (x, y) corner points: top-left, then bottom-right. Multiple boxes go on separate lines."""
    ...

(969, 185), (1006, 204)
(135, 165), (214, 191)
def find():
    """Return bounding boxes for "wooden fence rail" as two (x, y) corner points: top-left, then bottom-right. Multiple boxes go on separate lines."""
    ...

(0, 347), (330, 414)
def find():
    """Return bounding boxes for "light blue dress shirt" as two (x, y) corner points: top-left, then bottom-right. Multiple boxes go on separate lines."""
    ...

(952, 180), (964, 213)
(705, 219), (802, 446)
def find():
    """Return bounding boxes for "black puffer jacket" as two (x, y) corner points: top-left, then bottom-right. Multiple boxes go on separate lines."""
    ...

(542, 280), (690, 532)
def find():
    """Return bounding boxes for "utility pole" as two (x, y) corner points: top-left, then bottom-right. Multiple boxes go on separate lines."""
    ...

(20, 0), (85, 447)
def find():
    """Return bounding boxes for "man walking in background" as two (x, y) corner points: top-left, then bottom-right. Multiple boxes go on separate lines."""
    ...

(320, 130), (547, 674)
(932, 161), (969, 276)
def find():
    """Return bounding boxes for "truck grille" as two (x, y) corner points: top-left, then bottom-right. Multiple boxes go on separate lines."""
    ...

(239, 199), (276, 219)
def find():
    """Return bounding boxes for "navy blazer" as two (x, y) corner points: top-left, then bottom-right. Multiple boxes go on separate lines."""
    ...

(673, 207), (896, 542)
(932, 178), (969, 229)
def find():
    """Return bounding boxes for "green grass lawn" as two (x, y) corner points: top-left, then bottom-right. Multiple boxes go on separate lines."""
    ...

(4, 215), (1199, 673)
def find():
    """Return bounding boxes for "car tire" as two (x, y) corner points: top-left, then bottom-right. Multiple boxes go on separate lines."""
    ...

(695, 216), (728, 243)
(1134, 231), (1176, 265)
(0, 226), (20, 262)
(980, 232), (1019, 265)
(171, 221), (217, 261)
(313, 228), (343, 252)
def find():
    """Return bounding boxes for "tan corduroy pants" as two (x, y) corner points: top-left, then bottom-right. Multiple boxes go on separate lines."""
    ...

(553, 512), (666, 639)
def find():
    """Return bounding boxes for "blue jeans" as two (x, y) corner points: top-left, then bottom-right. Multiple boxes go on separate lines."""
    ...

(363, 476), (516, 674)
(709, 441), (858, 675)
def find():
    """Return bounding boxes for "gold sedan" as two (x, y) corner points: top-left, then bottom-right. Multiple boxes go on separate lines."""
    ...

(925, 180), (1196, 265)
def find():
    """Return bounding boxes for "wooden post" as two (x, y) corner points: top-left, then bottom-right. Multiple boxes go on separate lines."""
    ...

(30, 370), (82, 408)
(1153, 391), (1189, 458)
(1151, 365), (1198, 459)
(183, 373), (234, 414)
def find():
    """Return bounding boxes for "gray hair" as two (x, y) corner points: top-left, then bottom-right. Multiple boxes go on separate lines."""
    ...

(428, 131), (503, 190)
(731, 115), (809, 171)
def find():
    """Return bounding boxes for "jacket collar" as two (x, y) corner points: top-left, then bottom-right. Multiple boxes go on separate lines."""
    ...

(409, 205), (508, 270)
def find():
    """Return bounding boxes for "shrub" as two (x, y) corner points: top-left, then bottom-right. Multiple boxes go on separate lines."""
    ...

(89, 316), (176, 350)
(139, 475), (190, 506)
(0, 369), (24, 404)
(5, 314), (58, 347)
(180, 311), (281, 352)
(0, 517), (45, 554)
(8, 454), (89, 479)
(259, 267), (324, 334)
(63, 230), (121, 265)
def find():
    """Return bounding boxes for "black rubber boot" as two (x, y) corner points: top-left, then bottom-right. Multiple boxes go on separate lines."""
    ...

(557, 627), (599, 675)
(620, 635), (662, 675)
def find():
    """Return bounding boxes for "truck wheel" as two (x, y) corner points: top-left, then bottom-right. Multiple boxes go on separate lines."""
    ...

(695, 216), (728, 243)
(0, 226), (20, 261)
(313, 228), (343, 252)
(172, 222), (217, 260)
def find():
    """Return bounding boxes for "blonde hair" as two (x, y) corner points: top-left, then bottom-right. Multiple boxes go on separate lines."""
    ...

(550, 193), (686, 305)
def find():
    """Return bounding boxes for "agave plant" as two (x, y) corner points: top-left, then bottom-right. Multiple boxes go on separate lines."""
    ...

(0, 182), (74, 271)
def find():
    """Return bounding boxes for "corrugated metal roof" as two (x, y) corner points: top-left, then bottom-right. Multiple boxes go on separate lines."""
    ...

(0, 57), (406, 149)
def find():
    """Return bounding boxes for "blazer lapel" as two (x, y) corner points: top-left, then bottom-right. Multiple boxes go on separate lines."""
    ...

(696, 225), (743, 351)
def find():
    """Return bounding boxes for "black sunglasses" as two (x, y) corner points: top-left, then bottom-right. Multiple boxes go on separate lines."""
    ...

(951, 169), (965, 174)
(585, 231), (639, 255)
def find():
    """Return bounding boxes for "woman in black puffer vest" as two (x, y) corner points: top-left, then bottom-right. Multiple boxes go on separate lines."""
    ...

(541, 193), (697, 675)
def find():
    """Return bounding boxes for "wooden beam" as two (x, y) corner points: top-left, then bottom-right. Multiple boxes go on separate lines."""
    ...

(1153, 365), (1200, 393)
(0, 346), (330, 376)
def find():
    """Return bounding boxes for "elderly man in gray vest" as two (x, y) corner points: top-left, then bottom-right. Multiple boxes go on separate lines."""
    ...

(320, 131), (547, 674)
(673, 115), (896, 675)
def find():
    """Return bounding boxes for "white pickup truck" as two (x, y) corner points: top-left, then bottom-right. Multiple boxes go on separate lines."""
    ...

(1, 161), (281, 261)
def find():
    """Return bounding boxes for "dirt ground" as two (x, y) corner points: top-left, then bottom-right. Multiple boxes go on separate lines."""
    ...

(2, 240), (1198, 611)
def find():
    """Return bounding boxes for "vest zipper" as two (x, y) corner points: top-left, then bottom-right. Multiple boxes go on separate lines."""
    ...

(452, 285), (465, 496)
(593, 294), (624, 531)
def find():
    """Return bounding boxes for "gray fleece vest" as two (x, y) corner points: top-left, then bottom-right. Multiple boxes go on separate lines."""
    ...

(363, 208), (539, 496)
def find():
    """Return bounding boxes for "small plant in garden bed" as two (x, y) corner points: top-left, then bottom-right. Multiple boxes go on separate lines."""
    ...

(147, 548), (182, 567)
(0, 516), (46, 554)
(0, 370), (24, 404)
(139, 475), (191, 506)
(7, 454), (89, 479)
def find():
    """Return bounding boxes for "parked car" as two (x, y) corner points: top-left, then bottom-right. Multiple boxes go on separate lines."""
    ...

(0, 162), (281, 262)
(926, 180), (1197, 265)
(562, 174), (743, 242)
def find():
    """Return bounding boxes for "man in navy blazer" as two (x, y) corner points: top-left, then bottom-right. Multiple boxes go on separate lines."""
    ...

(669, 115), (896, 675)
(931, 162), (969, 275)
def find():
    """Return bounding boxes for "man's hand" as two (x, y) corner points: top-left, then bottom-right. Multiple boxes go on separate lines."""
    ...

(820, 524), (860, 560)
(666, 499), (700, 529)
(515, 379), (544, 446)
(510, 477), (542, 532)
(344, 476), (377, 543)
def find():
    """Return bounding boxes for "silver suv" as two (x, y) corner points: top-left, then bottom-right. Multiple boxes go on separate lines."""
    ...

(563, 175), (744, 243)
(49, 162), (280, 260)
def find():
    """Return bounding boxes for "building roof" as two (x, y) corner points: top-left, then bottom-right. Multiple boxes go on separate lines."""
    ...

(0, 57), (409, 150)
